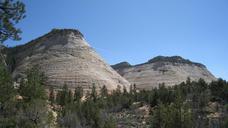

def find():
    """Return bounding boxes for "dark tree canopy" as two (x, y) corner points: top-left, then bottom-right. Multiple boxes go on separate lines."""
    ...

(0, 0), (25, 43)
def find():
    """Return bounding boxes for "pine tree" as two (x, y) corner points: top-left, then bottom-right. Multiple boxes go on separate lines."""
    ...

(49, 86), (55, 105)
(0, 63), (16, 127)
(0, 63), (15, 105)
(0, 0), (26, 43)
(67, 90), (73, 104)
(74, 86), (83, 102)
(57, 84), (69, 106)
(100, 85), (108, 98)
(17, 66), (52, 127)
(90, 84), (97, 102)
(150, 103), (163, 128)
(103, 117), (117, 128)
(19, 66), (47, 101)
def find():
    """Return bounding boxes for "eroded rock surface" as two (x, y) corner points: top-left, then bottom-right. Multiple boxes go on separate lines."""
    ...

(112, 56), (216, 90)
(9, 29), (130, 91)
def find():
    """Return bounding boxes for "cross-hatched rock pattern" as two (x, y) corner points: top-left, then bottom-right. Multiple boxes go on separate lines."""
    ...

(112, 56), (216, 90)
(10, 29), (130, 91)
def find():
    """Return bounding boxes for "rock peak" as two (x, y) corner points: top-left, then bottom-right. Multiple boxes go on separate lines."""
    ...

(50, 28), (84, 38)
(12, 28), (87, 52)
(9, 28), (130, 91)
(147, 55), (206, 68)
(112, 61), (132, 70)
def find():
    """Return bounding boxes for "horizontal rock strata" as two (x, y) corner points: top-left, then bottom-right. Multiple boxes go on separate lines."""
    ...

(112, 56), (216, 90)
(10, 29), (130, 91)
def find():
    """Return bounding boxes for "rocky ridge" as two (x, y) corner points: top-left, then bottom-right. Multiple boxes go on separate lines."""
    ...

(112, 56), (216, 90)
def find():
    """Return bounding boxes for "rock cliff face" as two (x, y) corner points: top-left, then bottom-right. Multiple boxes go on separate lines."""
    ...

(112, 56), (216, 90)
(9, 29), (130, 91)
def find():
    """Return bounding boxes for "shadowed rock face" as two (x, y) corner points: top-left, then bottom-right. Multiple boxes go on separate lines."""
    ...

(112, 62), (132, 76)
(112, 56), (216, 90)
(9, 29), (130, 91)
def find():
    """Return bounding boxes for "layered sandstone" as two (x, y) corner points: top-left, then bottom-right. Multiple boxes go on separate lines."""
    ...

(112, 56), (216, 90)
(9, 29), (130, 91)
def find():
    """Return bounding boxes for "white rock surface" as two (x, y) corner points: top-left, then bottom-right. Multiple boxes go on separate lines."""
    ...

(10, 29), (130, 91)
(112, 56), (216, 90)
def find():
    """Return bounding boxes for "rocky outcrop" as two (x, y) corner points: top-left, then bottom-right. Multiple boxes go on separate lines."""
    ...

(112, 62), (132, 76)
(112, 56), (216, 90)
(9, 29), (130, 91)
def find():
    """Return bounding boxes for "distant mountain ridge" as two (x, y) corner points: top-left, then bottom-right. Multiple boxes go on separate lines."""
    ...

(112, 56), (216, 89)
(147, 56), (205, 67)
(1, 29), (217, 91)
(113, 56), (205, 69)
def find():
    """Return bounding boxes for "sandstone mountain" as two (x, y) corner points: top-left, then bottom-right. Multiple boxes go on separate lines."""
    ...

(112, 56), (216, 90)
(7, 29), (130, 91)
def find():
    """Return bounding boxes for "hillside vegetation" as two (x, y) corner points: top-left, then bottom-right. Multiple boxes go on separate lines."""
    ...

(0, 63), (228, 128)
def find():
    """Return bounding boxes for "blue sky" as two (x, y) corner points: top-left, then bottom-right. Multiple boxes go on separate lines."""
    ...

(4, 0), (228, 80)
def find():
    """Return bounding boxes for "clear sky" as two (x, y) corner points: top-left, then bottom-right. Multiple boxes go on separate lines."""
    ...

(4, 0), (228, 80)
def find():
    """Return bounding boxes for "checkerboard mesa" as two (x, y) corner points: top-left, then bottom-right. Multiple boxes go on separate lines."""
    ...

(112, 56), (216, 90)
(8, 28), (130, 91)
